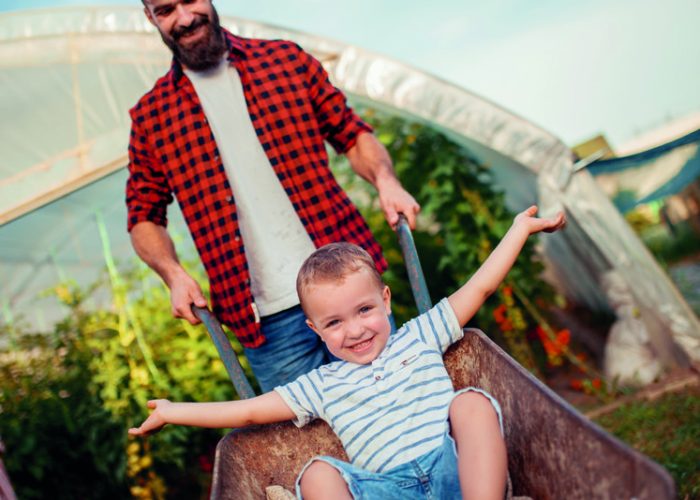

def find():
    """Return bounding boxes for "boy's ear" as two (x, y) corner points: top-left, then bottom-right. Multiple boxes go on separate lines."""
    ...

(305, 318), (321, 337)
(382, 285), (392, 314)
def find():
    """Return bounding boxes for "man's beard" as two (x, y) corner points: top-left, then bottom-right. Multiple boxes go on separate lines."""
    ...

(160, 7), (226, 71)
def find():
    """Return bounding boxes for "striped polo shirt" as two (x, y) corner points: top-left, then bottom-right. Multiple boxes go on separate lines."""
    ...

(274, 298), (463, 473)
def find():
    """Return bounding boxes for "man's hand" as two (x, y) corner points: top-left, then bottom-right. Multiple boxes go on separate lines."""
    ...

(513, 205), (566, 235)
(129, 222), (207, 324)
(128, 399), (170, 436)
(376, 176), (421, 230)
(169, 269), (208, 324)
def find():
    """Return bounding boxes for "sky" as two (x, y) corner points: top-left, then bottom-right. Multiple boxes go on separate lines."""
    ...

(3, 0), (699, 149)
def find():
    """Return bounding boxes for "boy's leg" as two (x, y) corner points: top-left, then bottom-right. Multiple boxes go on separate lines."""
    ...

(298, 461), (352, 500)
(449, 390), (507, 500)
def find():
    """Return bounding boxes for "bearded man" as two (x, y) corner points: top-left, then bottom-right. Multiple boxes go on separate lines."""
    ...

(127, 0), (420, 391)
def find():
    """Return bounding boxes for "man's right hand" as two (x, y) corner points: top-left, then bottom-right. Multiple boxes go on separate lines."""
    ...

(129, 222), (208, 324)
(169, 269), (208, 324)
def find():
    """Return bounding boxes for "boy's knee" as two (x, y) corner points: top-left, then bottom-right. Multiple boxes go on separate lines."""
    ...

(299, 460), (339, 492)
(449, 391), (498, 422)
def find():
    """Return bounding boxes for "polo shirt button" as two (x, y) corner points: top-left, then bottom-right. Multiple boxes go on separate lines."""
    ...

(225, 195), (233, 203)
(375, 375), (381, 381)
(234, 236), (240, 242)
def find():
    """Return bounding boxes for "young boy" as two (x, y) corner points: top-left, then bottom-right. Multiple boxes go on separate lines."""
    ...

(129, 206), (566, 500)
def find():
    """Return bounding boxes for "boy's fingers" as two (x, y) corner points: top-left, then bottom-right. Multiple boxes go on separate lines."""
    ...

(555, 212), (566, 228)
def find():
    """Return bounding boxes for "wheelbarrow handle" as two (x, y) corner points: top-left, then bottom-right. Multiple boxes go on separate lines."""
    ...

(396, 214), (432, 314)
(192, 305), (257, 400)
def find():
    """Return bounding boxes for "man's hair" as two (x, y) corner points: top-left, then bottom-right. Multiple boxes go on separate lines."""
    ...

(296, 243), (383, 312)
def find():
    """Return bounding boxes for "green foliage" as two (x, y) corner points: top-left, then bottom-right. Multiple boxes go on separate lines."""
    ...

(0, 263), (249, 499)
(594, 387), (700, 498)
(0, 325), (129, 499)
(641, 219), (700, 266)
(624, 204), (657, 233)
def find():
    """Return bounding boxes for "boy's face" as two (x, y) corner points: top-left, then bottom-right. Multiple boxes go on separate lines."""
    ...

(304, 268), (392, 365)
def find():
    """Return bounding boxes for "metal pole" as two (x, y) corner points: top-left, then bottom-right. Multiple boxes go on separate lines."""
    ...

(192, 306), (256, 400)
(395, 214), (432, 314)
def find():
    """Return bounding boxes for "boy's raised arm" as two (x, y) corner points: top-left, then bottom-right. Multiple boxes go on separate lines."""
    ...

(448, 205), (565, 327)
(128, 391), (296, 436)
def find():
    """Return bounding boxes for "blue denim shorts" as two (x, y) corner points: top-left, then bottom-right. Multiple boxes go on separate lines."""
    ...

(295, 387), (503, 500)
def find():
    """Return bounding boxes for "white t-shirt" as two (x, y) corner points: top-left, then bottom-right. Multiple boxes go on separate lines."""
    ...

(185, 59), (316, 316)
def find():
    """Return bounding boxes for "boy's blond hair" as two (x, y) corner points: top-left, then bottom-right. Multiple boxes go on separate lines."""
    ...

(296, 243), (384, 313)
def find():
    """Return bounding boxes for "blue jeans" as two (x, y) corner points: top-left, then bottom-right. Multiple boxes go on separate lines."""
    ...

(243, 305), (334, 392)
(243, 305), (396, 392)
(295, 433), (462, 500)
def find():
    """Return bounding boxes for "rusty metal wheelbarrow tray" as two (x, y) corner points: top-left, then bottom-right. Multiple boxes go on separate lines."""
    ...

(204, 217), (675, 499)
(210, 329), (675, 499)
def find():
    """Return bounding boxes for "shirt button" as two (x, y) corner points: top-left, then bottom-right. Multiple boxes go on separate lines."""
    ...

(234, 236), (240, 242)
(225, 195), (233, 203)
(375, 375), (381, 381)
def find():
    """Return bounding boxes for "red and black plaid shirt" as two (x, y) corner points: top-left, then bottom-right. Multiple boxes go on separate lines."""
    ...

(126, 30), (386, 347)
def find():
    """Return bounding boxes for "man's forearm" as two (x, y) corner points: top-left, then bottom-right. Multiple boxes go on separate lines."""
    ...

(130, 221), (186, 288)
(345, 132), (420, 227)
(345, 132), (398, 187)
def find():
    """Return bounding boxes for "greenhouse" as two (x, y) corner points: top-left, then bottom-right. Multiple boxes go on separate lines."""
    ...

(2, 6), (698, 357)
(1, 5), (698, 498)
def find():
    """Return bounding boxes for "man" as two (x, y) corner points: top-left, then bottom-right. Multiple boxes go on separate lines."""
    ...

(127, 0), (419, 391)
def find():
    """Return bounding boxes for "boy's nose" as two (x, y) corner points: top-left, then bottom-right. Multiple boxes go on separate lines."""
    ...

(346, 320), (365, 339)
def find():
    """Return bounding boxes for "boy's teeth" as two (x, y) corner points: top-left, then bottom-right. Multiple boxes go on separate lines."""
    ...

(352, 339), (371, 350)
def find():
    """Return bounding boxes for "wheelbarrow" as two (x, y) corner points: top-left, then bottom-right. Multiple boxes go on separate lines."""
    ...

(195, 218), (676, 499)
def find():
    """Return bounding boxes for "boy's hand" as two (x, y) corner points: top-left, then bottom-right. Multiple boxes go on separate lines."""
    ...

(514, 205), (566, 235)
(128, 399), (171, 436)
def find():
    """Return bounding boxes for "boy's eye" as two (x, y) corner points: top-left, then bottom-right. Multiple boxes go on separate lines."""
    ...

(359, 305), (373, 314)
(325, 319), (340, 329)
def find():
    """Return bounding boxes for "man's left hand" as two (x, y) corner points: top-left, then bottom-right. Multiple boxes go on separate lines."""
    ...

(376, 177), (420, 230)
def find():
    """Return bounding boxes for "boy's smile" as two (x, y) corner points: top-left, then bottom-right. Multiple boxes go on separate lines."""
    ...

(303, 268), (392, 365)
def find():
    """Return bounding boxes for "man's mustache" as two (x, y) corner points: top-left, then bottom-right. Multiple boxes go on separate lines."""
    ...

(172, 15), (209, 42)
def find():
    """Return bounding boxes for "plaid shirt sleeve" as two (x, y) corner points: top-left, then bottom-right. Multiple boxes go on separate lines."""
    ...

(125, 108), (173, 232)
(295, 44), (372, 154)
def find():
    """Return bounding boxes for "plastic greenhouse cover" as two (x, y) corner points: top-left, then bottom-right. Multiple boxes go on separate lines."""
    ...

(0, 7), (698, 361)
